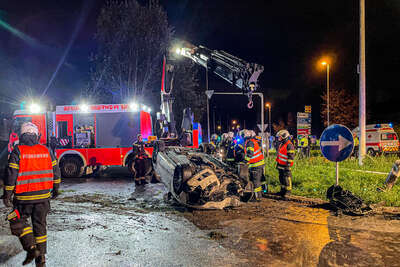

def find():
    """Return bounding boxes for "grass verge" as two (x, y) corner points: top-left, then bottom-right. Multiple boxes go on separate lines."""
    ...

(264, 153), (400, 206)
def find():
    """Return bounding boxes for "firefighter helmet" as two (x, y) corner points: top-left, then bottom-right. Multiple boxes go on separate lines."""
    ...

(276, 129), (290, 140)
(21, 122), (39, 136)
(243, 129), (252, 138)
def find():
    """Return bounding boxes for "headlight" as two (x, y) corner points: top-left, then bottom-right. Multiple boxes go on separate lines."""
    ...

(80, 104), (89, 112)
(130, 102), (138, 111)
(28, 103), (42, 113)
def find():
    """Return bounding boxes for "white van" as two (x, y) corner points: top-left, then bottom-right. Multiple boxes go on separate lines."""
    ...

(353, 124), (399, 156)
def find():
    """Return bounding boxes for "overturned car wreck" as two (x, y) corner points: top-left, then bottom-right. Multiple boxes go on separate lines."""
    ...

(152, 142), (253, 209)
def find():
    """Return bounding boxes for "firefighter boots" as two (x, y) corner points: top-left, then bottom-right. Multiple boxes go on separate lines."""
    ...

(22, 245), (40, 265)
(35, 255), (46, 267)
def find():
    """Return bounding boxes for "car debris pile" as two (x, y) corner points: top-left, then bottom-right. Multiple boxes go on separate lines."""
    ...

(153, 143), (252, 209)
(327, 185), (372, 215)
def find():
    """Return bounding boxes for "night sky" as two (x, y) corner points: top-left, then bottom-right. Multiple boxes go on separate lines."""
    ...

(1, 0), (400, 135)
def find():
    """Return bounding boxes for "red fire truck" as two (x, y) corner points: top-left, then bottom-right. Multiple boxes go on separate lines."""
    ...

(10, 103), (154, 178)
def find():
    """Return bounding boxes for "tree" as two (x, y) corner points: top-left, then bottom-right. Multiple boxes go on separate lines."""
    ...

(321, 88), (358, 129)
(88, 0), (172, 104)
(272, 117), (286, 133)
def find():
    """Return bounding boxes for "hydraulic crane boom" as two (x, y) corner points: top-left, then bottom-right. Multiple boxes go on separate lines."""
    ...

(175, 43), (264, 108)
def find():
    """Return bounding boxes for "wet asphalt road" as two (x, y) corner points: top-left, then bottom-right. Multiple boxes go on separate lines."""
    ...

(2, 168), (400, 266)
(0, 169), (240, 267)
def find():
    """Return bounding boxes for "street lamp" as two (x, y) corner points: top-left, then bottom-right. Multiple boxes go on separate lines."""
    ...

(321, 61), (330, 126)
(232, 120), (237, 125)
(265, 102), (271, 137)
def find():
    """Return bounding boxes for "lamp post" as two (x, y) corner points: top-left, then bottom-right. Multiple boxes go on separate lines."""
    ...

(359, 0), (366, 165)
(321, 61), (330, 126)
(265, 103), (271, 137)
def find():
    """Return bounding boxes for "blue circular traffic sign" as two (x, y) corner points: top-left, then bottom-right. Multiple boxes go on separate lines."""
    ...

(320, 124), (354, 162)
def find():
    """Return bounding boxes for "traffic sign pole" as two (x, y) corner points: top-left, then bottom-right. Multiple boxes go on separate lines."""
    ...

(336, 162), (339, 185)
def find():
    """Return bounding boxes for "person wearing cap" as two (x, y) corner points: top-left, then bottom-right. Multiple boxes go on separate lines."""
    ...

(2, 122), (61, 267)
(276, 129), (295, 197)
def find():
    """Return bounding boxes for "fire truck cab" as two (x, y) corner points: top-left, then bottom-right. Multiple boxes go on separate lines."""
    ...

(352, 123), (400, 156)
(10, 103), (154, 178)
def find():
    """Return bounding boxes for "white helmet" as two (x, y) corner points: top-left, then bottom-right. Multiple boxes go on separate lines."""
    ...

(243, 129), (252, 138)
(21, 122), (39, 136)
(276, 129), (290, 140)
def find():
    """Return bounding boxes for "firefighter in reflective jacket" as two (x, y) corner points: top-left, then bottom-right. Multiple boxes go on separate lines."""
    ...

(2, 122), (61, 267)
(244, 130), (265, 200)
(132, 134), (151, 186)
(276, 129), (295, 197)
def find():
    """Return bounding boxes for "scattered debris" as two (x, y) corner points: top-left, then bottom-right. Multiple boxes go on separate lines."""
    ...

(327, 185), (372, 216)
(208, 231), (227, 240)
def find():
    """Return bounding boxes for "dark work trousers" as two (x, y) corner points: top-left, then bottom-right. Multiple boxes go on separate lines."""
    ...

(134, 158), (146, 184)
(9, 201), (50, 255)
(278, 168), (293, 194)
(250, 166), (264, 197)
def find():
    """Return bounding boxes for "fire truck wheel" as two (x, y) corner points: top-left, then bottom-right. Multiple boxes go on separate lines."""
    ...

(367, 148), (376, 156)
(60, 157), (84, 178)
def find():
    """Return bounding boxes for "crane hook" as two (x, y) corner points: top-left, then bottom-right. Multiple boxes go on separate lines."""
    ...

(247, 100), (253, 109)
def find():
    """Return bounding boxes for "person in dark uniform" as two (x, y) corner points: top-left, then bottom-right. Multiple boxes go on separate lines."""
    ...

(132, 134), (150, 186)
(2, 122), (61, 267)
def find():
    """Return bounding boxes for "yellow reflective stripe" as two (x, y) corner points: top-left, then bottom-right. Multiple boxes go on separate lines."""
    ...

(288, 150), (296, 153)
(247, 147), (254, 151)
(5, 185), (15, 191)
(9, 163), (19, 169)
(287, 159), (294, 163)
(53, 178), (61, 184)
(287, 178), (292, 191)
(35, 236), (47, 244)
(20, 227), (33, 237)
(245, 157), (251, 161)
(16, 192), (51, 201)
(254, 186), (262, 192)
(52, 160), (57, 166)
(226, 158), (235, 161)
(35, 235), (47, 242)
(249, 160), (265, 168)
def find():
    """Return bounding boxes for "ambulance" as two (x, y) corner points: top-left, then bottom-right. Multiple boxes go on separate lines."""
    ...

(352, 124), (399, 156)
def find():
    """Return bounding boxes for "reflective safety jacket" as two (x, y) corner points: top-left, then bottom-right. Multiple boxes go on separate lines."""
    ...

(244, 138), (265, 168)
(276, 140), (295, 169)
(4, 137), (61, 204)
(354, 136), (359, 146)
(299, 137), (308, 148)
